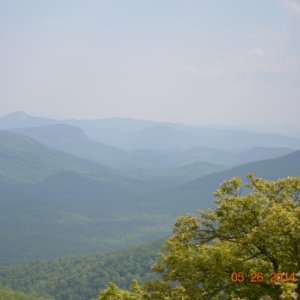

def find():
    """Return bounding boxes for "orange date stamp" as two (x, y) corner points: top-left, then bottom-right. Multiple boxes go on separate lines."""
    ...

(230, 272), (295, 283)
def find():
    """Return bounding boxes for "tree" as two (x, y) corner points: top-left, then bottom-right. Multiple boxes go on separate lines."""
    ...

(97, 280), (145, 300)
(0, 286), (52, 300)
(97, 175), (300, 299)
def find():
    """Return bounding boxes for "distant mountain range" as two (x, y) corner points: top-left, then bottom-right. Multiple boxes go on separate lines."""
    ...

(0, 112), (299, 266)
(7, 120), (295, 180)
(1, 111), (300, 150)
(0, 130), (121, 184)
(143, 149), (300, 215)
(0, 111), (57, 129)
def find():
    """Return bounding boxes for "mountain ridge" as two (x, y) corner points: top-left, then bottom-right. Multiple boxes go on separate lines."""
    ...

(1, 112), (300, 150)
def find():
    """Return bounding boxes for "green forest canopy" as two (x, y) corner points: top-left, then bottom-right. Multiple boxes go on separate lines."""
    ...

(0, 286), (52, 300)
(0, 241), (162, 300)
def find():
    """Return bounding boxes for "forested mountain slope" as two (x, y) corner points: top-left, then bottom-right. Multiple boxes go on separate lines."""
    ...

(142, 149), (300, 215)
(10, 124), (232, 180)
(0, 241), (162, 300)
(1, 130), (299, 265)
(0, 287), (53, 300)
(12, 124), (136, 171)
(0, 130), (119, 184)
(0, 131), (169, 265)
(11, 124), (294, 181)
(0, 172), (169, 265)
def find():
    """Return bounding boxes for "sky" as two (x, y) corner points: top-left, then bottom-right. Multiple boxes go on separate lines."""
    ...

(0, 0), (300, 125)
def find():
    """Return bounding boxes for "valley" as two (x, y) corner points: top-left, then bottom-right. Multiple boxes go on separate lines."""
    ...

(0, 112), (299, 299)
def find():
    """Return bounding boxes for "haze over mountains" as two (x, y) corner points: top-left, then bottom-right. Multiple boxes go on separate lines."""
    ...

(144, 149), (300, 215)
(10, 123), (293, 180)
(2, 111), (300, 151)
(2, 112), (297, 177)
(0, 111), (300, 266)
(2, 1), (300, 298)
(0, 130), (120, 184)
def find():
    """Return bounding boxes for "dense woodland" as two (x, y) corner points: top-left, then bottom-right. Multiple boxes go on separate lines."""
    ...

(0, 241), (162, 300)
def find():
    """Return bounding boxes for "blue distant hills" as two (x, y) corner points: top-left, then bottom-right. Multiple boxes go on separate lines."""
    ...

(0, 112), (299, 266)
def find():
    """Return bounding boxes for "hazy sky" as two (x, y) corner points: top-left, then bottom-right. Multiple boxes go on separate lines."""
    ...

(0, 0), (300, 125)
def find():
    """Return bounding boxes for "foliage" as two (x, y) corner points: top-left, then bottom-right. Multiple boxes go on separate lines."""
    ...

(0, 241), (161, 300)
(98, 175), (300, 299)
(0, 286), (52, 300)
(98, 280), (145, 300)
(279, 282), (299, 300)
